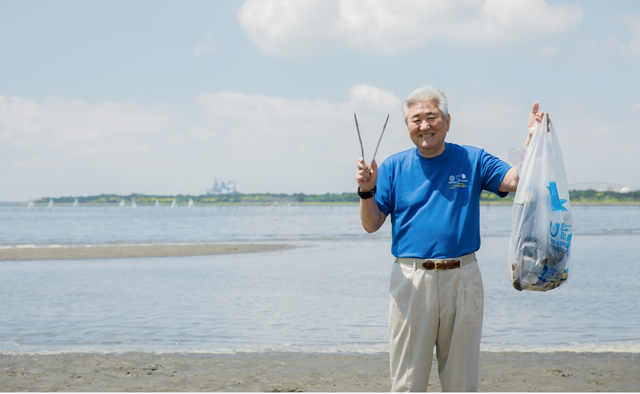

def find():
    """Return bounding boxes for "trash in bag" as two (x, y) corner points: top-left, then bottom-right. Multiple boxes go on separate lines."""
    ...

(508, 113), (573, 291)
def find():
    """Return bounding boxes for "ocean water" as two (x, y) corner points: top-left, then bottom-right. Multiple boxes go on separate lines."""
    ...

(1, 204), (639, 354)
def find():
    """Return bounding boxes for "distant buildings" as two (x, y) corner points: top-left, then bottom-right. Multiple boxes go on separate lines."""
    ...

(568, 181), (639, 193)
(206, 179), (238, 195)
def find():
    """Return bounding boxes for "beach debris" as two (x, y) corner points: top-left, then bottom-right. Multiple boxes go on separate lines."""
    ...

(508, 113), (573, 291)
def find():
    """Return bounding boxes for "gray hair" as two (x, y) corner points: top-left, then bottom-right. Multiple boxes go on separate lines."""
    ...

(402, 86), (448, 124)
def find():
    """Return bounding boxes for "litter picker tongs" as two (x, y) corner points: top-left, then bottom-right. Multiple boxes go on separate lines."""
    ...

(354, 113), (389, 167)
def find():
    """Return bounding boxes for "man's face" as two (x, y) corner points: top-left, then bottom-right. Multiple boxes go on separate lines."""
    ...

(406, 100), (451, 158)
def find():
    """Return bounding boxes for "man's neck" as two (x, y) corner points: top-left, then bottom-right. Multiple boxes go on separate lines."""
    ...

(417, 143), (446, 158)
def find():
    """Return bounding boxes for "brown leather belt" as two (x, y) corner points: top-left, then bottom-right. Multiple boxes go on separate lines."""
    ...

(396, 252), (476, 271)
(421, 260), (461, 270)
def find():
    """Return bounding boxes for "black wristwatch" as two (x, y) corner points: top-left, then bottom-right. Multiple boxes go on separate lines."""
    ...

(358, 186), (377, 199)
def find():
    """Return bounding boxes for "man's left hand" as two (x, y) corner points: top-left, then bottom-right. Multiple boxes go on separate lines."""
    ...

(500, 102), (551, 193)
(524, 102), (550, 149)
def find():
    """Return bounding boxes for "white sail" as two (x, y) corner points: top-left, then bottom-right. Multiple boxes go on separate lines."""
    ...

(188, 198), (194, 207)
(48, 199), (54, 208)
(27, 201), (34, 208)
(131, 200), (137, 208)
(155, 199), (160, 207)
(171, 199), (177, 208)
(119, 199), (125, 207)
(73, 199), (79, 207)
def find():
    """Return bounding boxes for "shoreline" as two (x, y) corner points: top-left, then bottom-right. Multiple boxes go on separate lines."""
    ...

(3, 201), (640, 207)
(1, 351), (638, 391)
(0, 243), (292, 261)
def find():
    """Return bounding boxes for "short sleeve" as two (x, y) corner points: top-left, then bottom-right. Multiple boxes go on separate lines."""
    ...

(375, 160), (393, 216)
(480, 150), (512, 197)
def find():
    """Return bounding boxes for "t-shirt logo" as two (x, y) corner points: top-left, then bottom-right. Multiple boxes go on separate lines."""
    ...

(448, 173), (468, 189)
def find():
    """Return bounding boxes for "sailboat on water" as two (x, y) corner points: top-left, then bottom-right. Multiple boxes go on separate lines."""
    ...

(171, 199), (177, 208)
(27, 201), (34, 208)
(188, 198), (194, 207)
(155, 199), (160, 207)
(73, 199), (79, 207)
(119, 199), (125, 207)
(131, 200), (137, 208)
(48, 199), (54, 208)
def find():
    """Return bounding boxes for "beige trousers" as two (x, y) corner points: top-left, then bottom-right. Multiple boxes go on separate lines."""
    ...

(389, 258), (484, 392)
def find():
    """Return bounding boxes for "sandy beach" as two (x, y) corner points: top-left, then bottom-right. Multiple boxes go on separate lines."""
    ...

(1, 351), (639, 392)
(0, 243), (292, 261)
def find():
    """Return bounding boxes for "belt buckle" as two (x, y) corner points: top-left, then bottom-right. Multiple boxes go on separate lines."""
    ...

(433, 261), (445, 271)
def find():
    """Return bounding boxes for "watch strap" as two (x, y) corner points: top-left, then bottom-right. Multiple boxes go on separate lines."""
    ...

(358, 186), (377, 199)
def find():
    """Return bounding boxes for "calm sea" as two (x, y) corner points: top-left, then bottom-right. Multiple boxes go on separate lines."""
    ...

(1, 204), (639, 354)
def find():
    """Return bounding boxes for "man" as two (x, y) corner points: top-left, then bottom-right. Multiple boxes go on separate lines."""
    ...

(355, 86), (546, 392)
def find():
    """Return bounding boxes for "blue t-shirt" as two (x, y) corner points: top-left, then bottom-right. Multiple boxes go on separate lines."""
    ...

(375, 143), (511, 259)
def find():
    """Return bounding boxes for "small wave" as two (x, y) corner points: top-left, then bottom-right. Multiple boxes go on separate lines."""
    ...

(481, 340), (640, 353)
(6, 340), (640, 356)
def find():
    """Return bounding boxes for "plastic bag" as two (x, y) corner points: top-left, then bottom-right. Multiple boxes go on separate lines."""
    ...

(508, 113), (573, 291)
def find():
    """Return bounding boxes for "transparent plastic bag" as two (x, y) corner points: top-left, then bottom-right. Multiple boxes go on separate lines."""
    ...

(508, 113), (572, 291)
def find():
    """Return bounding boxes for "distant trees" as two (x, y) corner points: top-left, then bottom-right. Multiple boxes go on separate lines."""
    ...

(35, 192), (359, 205)
(33, 190), (640, 205)
(569, 189), (640, 203)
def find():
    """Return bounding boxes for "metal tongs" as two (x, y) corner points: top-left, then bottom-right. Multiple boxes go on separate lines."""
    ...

(354, 113), (389, 168)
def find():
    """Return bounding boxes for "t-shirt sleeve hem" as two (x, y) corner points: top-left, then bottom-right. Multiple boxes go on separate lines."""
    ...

(494, 168), (511, 198)
(376, 199), (390, 216)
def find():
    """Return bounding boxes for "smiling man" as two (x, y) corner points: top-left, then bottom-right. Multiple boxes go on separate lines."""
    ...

(356, 86), (546, 392)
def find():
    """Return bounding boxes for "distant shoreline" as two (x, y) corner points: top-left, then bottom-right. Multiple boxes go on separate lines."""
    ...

(0, 201), (359, 206)
(3, 188), (639, 205)
(0, 243), (293, 261)
(2, 201), (640, 207)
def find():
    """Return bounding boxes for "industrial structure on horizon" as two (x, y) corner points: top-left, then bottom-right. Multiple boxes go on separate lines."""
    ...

(206, 179), (238, 195)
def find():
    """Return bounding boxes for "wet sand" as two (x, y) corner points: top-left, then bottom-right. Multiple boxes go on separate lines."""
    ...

(0, 244), (292, 261)
(1, 351), (638, 392)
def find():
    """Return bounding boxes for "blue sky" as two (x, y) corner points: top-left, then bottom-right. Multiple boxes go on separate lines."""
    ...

(1, 0), (639, 201)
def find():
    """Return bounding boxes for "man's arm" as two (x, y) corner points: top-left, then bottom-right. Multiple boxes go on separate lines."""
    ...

(498, 168), (519, 193)
(498, 102), (548, 193)
(356, 158), (387, 233)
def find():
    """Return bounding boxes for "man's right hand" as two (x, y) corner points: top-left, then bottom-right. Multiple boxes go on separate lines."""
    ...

(356, 158), (377, 192)
(356, 157), (386, 233)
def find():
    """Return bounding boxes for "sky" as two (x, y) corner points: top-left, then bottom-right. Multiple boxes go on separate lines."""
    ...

(1, 0), (639, 201)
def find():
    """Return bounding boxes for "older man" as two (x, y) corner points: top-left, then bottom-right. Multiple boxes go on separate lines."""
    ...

(356, 86), (546, 392)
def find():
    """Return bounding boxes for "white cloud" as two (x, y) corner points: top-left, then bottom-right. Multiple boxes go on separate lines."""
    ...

(194, 30), (217, 55)
(194, 84), (404, 159)
(0, 95), (171, 157)
(190, 85), (409, 194)
(442, 94), (528, 162)
(238, 0), (583, 58)
(350, 84), (401, 112)
(0, 95), (175, 199)
(0, 86), (407, 200)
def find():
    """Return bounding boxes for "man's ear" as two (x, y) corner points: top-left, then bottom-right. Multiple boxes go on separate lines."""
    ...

(445, 113), (451, 132)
